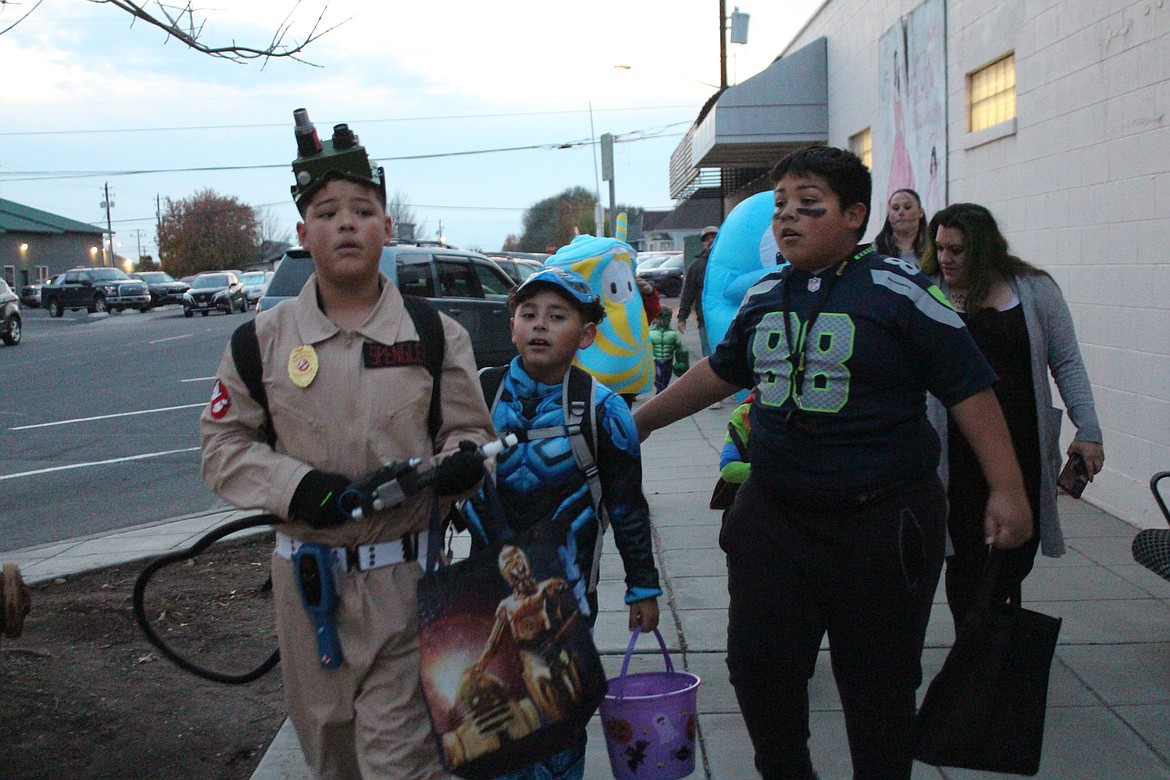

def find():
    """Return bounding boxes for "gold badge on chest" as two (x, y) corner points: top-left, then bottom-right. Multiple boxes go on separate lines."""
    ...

(288, 344), (319, 388)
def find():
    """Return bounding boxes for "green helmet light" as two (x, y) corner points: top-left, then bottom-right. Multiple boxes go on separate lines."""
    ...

(290, 108), (386, 209)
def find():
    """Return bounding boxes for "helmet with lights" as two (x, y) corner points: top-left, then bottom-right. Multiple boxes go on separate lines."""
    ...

(289, 108), (386, 212)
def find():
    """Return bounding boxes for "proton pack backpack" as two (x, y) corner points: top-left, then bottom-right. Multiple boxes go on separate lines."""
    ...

(229, 295), (446, 448)
(477, 363), (610, 592)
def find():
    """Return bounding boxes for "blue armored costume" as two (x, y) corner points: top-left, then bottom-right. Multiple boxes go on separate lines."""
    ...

(462, 358), (662, 624)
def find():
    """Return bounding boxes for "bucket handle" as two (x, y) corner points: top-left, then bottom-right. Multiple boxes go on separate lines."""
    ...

(615, 627), (674, 699)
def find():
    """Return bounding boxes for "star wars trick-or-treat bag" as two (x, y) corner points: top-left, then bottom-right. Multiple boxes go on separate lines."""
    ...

(417, 490), (607, 779)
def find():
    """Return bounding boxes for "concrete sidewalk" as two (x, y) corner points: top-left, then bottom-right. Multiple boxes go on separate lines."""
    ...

(8, 342), (1170, 778)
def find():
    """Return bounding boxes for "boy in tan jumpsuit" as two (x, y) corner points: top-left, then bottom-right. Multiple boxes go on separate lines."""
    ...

(201, 110), (495, 779)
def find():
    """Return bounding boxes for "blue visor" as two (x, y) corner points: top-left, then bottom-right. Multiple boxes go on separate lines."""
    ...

(515, 267), (598, 306)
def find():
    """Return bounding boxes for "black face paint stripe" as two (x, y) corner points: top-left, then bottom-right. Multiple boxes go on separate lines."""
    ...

(796, 207), (827, 218)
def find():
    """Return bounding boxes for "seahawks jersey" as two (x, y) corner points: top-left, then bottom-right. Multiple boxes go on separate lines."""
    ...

(708, 246), (996, 506)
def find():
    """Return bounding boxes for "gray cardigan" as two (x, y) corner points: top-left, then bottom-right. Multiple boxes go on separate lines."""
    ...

(928, 272), (1103, 557)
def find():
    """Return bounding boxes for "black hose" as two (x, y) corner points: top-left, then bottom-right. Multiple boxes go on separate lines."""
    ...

(132, 514), (282, 685)
(132, 439), (506, 684)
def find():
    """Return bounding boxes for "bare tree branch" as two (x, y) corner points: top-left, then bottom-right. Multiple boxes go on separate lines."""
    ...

(0, 0), (47, 36)
(93, 0), (347, 64)
(0, 0), (346, 64)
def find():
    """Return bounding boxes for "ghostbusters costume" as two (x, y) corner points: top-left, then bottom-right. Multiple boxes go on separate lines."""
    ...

(200, 107), (499, 778)
(202, 273), (494, 778)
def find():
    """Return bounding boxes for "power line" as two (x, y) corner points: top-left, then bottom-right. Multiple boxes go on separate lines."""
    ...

(105, 198), (678, 229)
(103, 199), (531, 227)
(0, 124), (686, 183)
(0, 106), (698, 138)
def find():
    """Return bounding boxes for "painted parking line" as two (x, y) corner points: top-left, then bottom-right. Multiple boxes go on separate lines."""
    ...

(0, 447), (202, 482)
(8, 402), (207, 431)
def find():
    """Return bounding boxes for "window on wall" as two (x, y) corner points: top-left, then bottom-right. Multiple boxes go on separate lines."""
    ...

(968, 54), (1016, 132)
(849, 128), (872, 169)
(36, 265), (49, 283)
(3, 266), (14, 286)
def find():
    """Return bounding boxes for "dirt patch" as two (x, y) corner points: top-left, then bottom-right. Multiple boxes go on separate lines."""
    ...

(1, 532), (287, 780)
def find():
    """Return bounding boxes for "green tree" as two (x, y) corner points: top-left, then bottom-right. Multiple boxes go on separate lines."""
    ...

(518, 187), (598, 253)
(156, 189), (260, 277)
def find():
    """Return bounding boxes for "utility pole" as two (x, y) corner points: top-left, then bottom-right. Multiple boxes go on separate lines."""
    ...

(719, 0), (728, 90)
(156, 194), (163, 269)
(589, 101), (604, 237)
(719, 4), (751, 90)
(601, 133), (616, 238)
(99, 183), (116, 268)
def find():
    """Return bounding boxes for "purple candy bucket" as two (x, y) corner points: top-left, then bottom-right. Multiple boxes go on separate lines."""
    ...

(599, 628), (701, 780)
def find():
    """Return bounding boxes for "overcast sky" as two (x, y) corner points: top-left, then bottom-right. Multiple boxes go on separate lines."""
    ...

(0, 0), (821, 259)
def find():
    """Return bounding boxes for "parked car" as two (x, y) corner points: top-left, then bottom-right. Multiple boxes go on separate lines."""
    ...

(487, 254), (543, 285)
(238, 270), (274, 308)
(130, 271), (189, 307)
(0, 279), (21, 345)
(637, 253), (685, 296)
(634, 253), (671, 278)
(489, 251), (549, 264)
(182, 272), (248, 317)
(19, 274), (60, 308)
(41, 268), (151, 316)
(258, 244), (517, 367)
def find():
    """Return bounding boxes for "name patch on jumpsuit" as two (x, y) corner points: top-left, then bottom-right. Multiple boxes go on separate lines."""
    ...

(363, 340), (427, 369)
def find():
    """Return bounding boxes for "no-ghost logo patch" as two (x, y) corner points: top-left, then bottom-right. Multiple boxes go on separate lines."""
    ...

(209, 379), (232, 419)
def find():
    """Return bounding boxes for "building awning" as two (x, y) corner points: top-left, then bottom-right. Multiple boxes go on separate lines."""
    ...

(670, 37), (828, 197)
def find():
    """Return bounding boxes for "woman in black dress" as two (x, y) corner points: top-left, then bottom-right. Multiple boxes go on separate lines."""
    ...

(921, 203), (1105, 623)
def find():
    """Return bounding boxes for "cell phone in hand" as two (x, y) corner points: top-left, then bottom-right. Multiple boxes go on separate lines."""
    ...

(1057, 452), (1090, 498)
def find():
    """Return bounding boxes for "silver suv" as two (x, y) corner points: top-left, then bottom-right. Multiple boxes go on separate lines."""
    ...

(258, 244), (518, 368)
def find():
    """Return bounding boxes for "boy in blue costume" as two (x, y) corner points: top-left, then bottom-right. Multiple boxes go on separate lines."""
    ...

(635, 146), (1032, 779)
(462, 267), (661, 780)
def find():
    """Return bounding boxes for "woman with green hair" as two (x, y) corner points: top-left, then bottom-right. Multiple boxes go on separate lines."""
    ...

(921, 202), (1104, 624)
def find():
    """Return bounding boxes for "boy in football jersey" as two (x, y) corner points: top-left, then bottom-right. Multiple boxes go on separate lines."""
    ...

(634, 146), (1031, 779)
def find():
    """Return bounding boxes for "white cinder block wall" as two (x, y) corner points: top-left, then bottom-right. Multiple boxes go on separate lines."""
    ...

(784, 0), (1170, 527)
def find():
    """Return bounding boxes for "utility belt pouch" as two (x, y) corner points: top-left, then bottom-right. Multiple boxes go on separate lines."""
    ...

(292, 542), (343, 670)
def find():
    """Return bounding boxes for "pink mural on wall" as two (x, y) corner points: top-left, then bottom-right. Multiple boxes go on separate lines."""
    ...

(874, 0), (947, 224)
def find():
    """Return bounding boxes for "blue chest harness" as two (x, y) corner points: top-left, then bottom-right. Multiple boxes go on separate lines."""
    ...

(479, 364), (608, 593)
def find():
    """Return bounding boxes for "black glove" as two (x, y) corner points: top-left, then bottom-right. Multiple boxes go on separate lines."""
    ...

(433, 440), (485, 496)
(289, 470), (351, 528)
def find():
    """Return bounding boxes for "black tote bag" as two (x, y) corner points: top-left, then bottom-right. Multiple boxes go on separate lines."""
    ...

(416, 476), (607, 779)
(914, 551), (1062, 776)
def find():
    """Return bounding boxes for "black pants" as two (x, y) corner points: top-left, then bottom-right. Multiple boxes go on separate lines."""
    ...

(945, 458), (1041, 625)
(720, 475), (946, 780)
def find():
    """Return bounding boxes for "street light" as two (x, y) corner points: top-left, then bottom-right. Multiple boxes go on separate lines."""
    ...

(611, 63), (718, 89)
